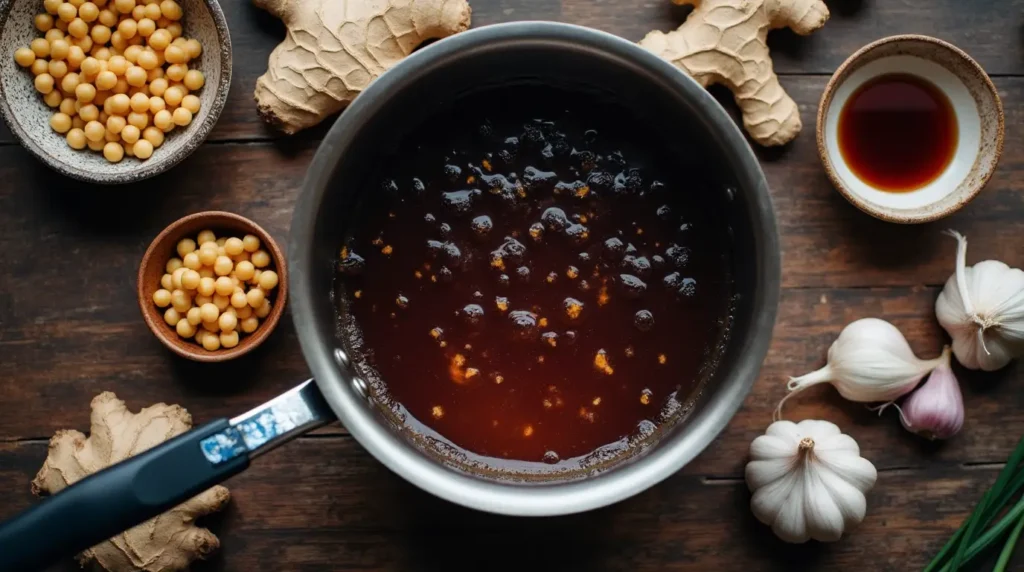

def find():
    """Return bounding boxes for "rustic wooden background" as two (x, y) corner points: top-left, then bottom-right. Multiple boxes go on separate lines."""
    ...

(1, 0), (1023, 570)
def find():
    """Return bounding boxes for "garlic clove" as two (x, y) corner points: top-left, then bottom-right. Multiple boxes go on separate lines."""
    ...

(815, 447), (878, 493)
(946, 330), (987, 372)
(813, 432), (861, 454)
(803, 465), (846, 542)
(749, 434), (800, 461)
(746, 457), (794, 489)
(899, 347), (963, 440)
(952, 328), (1017, 373)
(771, 477), (810, 543)
(810, 428), (877, 493)
(749, 469), (798, 520)
(817, 466), (868, 527)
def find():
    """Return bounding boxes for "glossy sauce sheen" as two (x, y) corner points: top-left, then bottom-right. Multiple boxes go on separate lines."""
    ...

(838, 73), (958, 192)
(336, 90), (733, 468)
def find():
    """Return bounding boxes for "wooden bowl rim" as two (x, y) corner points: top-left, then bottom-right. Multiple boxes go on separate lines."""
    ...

(136, 210), (288, 362)
(815, 34), (1004, 224)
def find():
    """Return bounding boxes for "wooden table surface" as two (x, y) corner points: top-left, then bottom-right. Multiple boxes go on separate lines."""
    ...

(2, 0), (1023, 570)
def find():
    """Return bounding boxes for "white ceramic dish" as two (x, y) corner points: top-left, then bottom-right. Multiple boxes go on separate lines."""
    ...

(816, 35), (1003, 223)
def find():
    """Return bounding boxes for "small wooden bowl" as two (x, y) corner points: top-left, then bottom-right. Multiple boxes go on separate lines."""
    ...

(137, 211), (288, 362)
(816, 35), (1003, 223)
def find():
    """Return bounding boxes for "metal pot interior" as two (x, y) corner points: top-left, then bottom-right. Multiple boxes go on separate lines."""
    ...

(292, 23), (778, 514)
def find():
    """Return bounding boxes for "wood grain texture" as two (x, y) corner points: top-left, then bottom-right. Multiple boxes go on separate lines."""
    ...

(0, 0), (1022, 571)
(4, 0), (1024, 143)
(0, 439), (1019, 572)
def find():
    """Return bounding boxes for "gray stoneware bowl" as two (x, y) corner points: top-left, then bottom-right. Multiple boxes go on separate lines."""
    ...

(0, 22), (781, 572)
(0, 0), (231, 183)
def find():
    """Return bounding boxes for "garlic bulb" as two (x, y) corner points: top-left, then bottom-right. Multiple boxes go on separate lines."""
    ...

(775, 318), (945, 419)
(899, 347), (963, 440)
(746, 419), (877, 543)
(935, 231), (1024, 371)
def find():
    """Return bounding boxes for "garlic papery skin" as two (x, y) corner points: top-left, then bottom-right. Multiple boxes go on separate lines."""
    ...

(746, 420), (877, 543)
(935, 231), (1024, 371)
(775, 318), (945, 419)
(899, 347), (963, 440)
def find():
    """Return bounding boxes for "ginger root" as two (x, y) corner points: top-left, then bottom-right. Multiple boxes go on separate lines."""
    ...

(254, 0), (472, 134)
(32, 392), (230, 572)
(640, 0), (829, 146)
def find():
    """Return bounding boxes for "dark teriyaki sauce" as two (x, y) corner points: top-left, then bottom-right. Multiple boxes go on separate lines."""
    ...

(335, 87), (734, 472)
(838, 73), (958, 192)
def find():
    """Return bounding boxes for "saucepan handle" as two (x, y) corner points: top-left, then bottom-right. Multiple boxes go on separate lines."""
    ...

(0, 379), (332, 571)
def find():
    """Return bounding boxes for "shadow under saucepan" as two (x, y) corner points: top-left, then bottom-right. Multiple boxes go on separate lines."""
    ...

(390, 470), (620, 572)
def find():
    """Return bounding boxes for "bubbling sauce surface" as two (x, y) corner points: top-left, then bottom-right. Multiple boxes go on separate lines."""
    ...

(336, 89), (733, 470)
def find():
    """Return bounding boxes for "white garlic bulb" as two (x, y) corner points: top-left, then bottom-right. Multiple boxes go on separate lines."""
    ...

(746, 420), (877, 543)
(775, 318), (945, 419)
(935, 231), (1024, 371)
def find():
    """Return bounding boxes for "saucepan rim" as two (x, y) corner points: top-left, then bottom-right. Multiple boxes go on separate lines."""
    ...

(290, 21), (780, 516)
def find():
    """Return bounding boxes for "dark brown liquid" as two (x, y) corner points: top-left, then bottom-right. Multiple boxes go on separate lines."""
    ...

(335, 89), (733, 471)
(838, 73), (958, 192)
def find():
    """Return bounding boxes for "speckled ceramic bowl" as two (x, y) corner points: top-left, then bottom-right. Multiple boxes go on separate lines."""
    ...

(0, 0), (231, 184)
(817, 35), (1003, 223)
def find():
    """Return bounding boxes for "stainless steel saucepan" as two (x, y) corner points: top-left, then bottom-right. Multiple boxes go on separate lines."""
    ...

(0, 22), (780, 570)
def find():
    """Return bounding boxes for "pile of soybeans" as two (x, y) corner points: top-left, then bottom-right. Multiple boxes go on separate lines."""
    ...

(12, 0), (205, 162)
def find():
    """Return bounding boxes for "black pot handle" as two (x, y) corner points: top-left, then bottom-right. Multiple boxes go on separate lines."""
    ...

(0, 379), (332, 571)
(0, 418), (247, 571)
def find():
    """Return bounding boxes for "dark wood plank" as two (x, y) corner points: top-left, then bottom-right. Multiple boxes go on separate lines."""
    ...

(1, 71), (1021, 294)
(0, 75), (1021, 293)
(6, 275), (1019, 476)
(0, 142), (1021, 472)
(1, 438), (1018, 572)
(0, 1), (1020, 568)
(3, 0), (1023, 144)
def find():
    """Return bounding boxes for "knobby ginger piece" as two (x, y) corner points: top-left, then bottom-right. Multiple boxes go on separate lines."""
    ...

(32, 392), (230, 572)
(253, 0), (473, 134)
(639, 0), (829, 146)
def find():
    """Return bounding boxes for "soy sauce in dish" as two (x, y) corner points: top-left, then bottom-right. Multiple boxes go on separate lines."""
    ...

(334, 87), (734, 474)
(838, 73), (958, 192)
